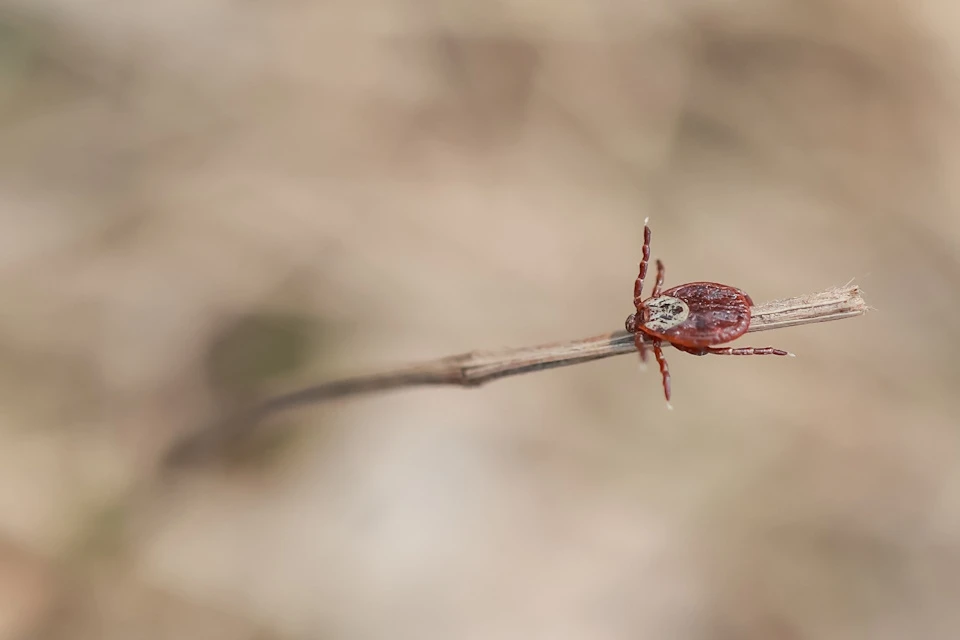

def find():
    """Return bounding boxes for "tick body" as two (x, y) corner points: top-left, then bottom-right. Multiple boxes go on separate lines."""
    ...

(625, 219), (792, 406)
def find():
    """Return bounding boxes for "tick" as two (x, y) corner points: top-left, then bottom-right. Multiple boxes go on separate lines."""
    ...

(624, 218), (793, 407)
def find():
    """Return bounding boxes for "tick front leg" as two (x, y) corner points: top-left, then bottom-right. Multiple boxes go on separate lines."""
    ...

(652, 259), (665, 298)
(653, 339), (672, 406)
(633, 219), (652, 308)
(676, 345), (793, 357)
(634, 332), (648, 364)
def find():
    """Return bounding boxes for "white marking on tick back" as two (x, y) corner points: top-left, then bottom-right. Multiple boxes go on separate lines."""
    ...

(643, 296), (690, 332)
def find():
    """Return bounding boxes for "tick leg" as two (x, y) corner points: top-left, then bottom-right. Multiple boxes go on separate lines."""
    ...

(677, 345), (792, 356)
(653, 339), (672, 405)
(634, 332), (648, 364)
(633, 218), (652, 309)
(651, 259), (665, 298)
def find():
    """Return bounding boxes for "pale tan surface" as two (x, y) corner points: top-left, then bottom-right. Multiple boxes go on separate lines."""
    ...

(0, 1), (958, 638)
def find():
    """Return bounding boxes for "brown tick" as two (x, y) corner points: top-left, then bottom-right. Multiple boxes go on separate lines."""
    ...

(625, 218), (793, 407)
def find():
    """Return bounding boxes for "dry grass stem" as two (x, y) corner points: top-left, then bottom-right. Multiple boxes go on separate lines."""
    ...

(165, 284), (867, 466)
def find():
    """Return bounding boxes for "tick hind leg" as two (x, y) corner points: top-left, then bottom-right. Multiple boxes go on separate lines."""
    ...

(653, 340), (672, 407)
(676, 345), (793, 357)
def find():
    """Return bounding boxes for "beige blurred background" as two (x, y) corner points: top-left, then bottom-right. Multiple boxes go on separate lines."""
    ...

(1, 0), (959, 638)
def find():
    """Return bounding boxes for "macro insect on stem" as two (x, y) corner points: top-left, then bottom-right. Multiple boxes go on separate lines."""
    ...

(166, 284), (865, 467)
(624, 218), (793, 408)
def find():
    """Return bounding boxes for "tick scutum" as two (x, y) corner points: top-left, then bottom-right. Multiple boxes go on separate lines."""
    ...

(642, 295), (690, 333)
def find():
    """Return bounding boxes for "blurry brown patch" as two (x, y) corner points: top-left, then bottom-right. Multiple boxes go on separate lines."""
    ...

(404, 33), (540, 148)
(205, 311), (320, 398)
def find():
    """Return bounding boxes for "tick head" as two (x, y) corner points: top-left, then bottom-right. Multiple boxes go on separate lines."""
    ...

(625, 313), (638, 333)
